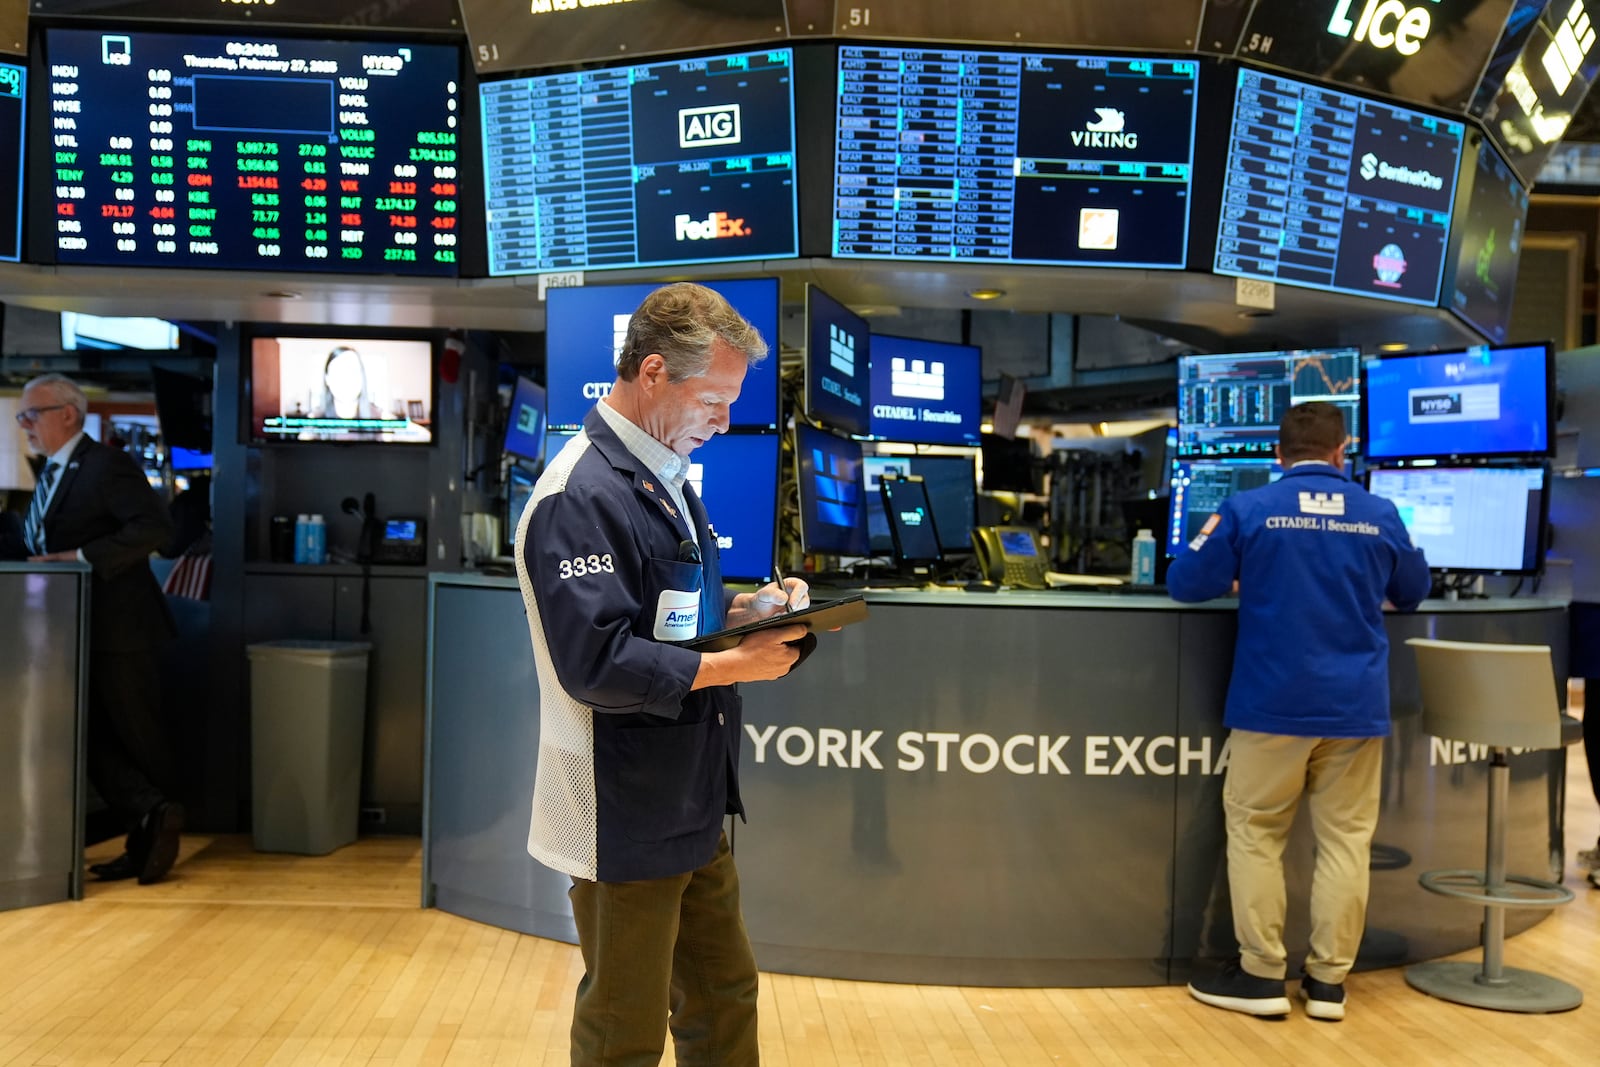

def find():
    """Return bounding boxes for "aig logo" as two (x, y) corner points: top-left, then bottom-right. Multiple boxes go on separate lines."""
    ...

(679, 104), (741, 149)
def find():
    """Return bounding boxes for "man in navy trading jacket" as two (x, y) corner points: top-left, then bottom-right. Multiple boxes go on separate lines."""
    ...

(1168, 401), (1431, 1022)
(514, 283), (810, 1066)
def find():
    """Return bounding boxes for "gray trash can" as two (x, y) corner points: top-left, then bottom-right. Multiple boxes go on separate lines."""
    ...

(246, 639), (372, 855)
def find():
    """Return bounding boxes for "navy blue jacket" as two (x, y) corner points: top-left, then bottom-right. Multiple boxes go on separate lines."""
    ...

(1167, 463), (1432, 738)
(515, 408), (741, 883)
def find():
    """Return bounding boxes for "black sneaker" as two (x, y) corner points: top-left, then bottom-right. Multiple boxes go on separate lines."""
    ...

(1299, 973), (1346, 1021)
(1187, 959), (1290, 1017)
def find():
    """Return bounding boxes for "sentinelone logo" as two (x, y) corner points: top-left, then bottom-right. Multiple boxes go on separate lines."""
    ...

(679, 103), (741, 149)
(1358, 152), (1444, 190)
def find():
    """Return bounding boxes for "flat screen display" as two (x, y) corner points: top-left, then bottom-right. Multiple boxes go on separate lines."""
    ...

(1446, 139), (1529, 345)
(462, 0), (787, 74)
(0, 60), (21, 262)
(1216, 68), (1464, 306)
(503, 375), (545, 462)
(61, 312), (180, 351)
(1177, 347), (1362, 458)
(481, 48), (797, 276)
(544, 278), (780, 432)
(1167, 458), (1281, 555)
(152, 365), (212, 451)
(880, 475), (942, 566)
(806, 284), (870, 437)
(1367, 465), (1547, 574)
(1362, 342), (1553, 460)
(43, 29), (461, 275)
(247, 336), (434, 444)
(868, 335), (982, 446)
(688, 431), (779, 582)
(796, 423), (868, 557)
(1235, 0), (1517, 113)
(834, 47), (1199, 267)
(864, 453), (977, 554)
(169, 445), (212, 471)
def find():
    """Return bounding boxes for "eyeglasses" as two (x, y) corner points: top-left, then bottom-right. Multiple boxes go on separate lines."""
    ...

(14, 404), (70, 426)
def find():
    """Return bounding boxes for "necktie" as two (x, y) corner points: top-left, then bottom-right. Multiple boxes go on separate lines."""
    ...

(24, 461), (59, 556)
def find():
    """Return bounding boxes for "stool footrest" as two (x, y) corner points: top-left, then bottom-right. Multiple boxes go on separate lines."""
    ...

(1417, 868), (1575, 908)
(1406, 961), (1583, 1013)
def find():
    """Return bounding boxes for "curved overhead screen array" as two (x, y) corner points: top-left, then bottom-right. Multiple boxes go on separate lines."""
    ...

(480, 48), (797, 276)
(0, 60), (21, 262)
(42, 29), (461, 274)
(1215, 68), (1464, 307)
(828, 0), (1207, 52)
(1477, 0), (1600, 183)
(833, 47), (1199, 267)
(32, 0), (461, 31)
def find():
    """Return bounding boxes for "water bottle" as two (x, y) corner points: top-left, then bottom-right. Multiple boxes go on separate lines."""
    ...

(293, 514), (310, 564)
(307, 513), (327, 565)
(1132, 528), (1156, 586)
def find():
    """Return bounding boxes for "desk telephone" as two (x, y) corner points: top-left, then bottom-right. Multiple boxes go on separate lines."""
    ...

(971, 526), (1048, 589)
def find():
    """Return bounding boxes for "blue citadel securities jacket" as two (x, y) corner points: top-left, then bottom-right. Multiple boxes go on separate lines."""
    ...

(1167, 463), (1432, 738)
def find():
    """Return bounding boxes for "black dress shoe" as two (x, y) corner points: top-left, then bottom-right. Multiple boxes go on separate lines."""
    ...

(89, 853), (140, 881)
(137, 801), (185, 885)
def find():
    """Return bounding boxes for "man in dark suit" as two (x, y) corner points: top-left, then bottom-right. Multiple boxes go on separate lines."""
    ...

(19, 373), (184, 884)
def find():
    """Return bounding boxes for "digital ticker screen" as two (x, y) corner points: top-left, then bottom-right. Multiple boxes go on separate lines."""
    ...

(1215, 69), (1463, 306)
(43, 30), (461, 275)
(1, 60), (22, 262)
(834, 47), (1198, 267)
(1176, 347), (1361, 458)
(480, 49), (797, 276)
(1447, 140), (1529, 345)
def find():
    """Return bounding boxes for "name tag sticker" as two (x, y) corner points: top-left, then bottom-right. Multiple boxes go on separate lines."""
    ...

(654, 589), (700, 641)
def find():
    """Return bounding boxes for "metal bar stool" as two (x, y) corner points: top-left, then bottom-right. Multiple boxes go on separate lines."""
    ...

(1405, 637), (1580, 1013)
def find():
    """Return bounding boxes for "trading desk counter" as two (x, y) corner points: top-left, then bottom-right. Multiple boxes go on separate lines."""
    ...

(424, 576), (1569, 987)
(1, 562), (90, 911)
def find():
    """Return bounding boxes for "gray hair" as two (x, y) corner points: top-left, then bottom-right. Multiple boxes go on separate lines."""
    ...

(23, 373), (88, 427)
(615, 282), (769, 383)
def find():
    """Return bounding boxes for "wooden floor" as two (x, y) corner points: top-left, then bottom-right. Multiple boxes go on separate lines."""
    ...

(5, 744), (1600, 1067)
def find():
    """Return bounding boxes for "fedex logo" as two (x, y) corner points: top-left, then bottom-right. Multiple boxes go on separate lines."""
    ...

(829, 325), (856, 376)
(679, 104), (741, 149)
(891, 357), (945, 401)
(675, 211), (749, 241)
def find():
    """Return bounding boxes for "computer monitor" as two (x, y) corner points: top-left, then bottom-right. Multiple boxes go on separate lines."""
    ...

(1361, 342), (1555, 462)
(506, 462), (536, 547)
(544, 278), (781, 431)
(796, 423), (868, 557)
(864, 453), (976, 555)
(503, 376), (546, 462)
(868, 334), (982, 446)
(981, 433), (1040, 493)
(1166, 458), (1280, 555)
(1176, 348), (1362, 459)
(880, 474), (942, 572)
(805, 284), (870, 437)
(1367, 465), (1548, 575)
(687, 431), (779, 583)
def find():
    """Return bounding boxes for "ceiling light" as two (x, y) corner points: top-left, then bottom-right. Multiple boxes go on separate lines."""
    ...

(264, 290), (303, 300)
(1378, 342), (1410, 352)
(967, 288), (1005, 301)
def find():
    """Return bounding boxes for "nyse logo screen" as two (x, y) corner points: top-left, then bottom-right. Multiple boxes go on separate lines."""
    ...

(483, 49), (797, 276)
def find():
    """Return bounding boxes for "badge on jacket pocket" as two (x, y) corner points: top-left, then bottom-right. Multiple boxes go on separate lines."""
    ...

(653, 588), (700, 641)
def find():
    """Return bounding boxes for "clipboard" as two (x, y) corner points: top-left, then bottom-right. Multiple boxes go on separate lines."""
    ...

(677, 594), (868, 653)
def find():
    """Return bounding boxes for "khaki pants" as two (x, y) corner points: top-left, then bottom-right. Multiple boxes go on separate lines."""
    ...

(568, 832), (759, 1067)
(1224, 730), (1384, 984)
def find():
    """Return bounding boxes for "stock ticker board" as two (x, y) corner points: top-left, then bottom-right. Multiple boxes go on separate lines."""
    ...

(1, 60), (22, 262)
(1214, 67), (1463, 306)
(44, 29), (461, 275)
